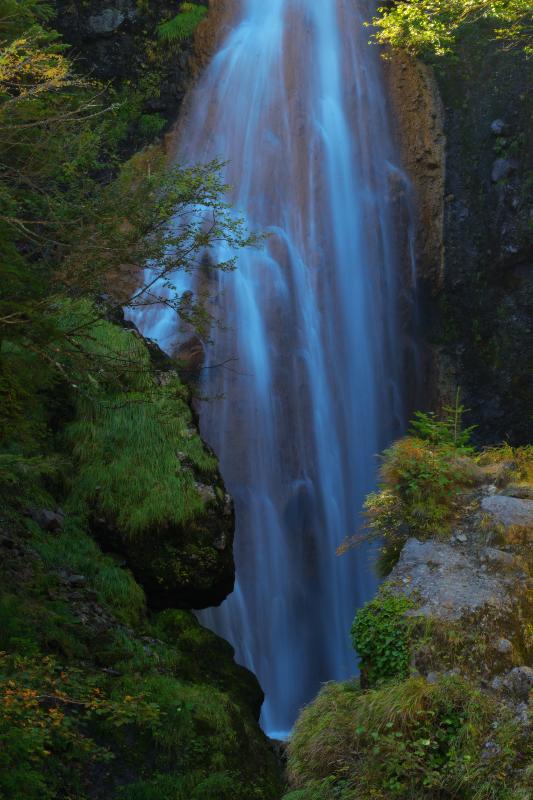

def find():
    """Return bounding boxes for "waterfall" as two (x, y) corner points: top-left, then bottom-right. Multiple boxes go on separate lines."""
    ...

(131, 0), (417, 737)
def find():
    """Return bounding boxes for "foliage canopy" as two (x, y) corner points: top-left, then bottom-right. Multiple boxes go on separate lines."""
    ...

(371, 0), (533, 58)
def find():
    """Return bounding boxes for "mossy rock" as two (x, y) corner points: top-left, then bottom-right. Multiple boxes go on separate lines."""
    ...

(93, 500), (235, 609)
(63, 312), (236, 609)
(153, 609), (264, 718)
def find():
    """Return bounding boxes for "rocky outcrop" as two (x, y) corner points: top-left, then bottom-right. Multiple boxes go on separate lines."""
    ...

(434, 42), (533, 443)
(389, 467), (533, 718)
(95, 490), (235, 610)
(390, 537), (527, 621)
(482, 494), (533, 528)
(54, 0), (210, 124)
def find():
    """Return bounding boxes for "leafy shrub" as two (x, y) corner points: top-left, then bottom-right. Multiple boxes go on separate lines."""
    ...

(0, 653), (159, 800)
(288, 675), (532, 799)
(409, 393), (475, 452)
(338, 406), (480, 572)
(351, 589), (416, 686)
(365, 435), (475, 560)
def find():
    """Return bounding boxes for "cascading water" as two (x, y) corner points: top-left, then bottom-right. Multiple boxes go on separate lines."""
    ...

(132, 0), (418, 737)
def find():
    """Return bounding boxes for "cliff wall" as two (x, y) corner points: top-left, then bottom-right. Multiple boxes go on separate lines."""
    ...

(387, 42), (532, 444)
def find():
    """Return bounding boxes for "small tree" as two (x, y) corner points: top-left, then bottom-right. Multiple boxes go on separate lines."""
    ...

(409, 389), (476, 452)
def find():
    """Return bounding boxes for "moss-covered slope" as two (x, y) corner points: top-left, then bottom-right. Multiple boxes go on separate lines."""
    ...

(0, 510), (280, 799)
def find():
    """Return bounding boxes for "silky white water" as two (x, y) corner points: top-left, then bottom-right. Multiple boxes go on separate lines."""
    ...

(132, 0), (417, 737)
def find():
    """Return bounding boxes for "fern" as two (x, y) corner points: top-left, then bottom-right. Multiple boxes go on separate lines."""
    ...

(156, 3), (207, 47)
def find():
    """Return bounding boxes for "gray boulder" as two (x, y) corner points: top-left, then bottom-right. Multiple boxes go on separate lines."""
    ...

(87, 2), (136, 35)
(481, 494), (533, 528)
(389, 538), (516, 621)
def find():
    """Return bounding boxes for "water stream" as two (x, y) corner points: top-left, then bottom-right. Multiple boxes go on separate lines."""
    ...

(132, 0), (417, 737)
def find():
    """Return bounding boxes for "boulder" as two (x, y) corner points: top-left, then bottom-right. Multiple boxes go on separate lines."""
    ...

(91, 492), (235, 611)
(481, 494), (533, 528)
(390, 538), (517, 621)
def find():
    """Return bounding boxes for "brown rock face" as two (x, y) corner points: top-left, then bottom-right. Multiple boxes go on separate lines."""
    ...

(384, 51), (445, 286)
(191, 0), (233, 76)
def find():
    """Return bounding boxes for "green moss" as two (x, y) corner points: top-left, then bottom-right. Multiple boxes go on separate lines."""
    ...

(0, 516), (280, 799)
(32, 524), (145, 626)
(119, 773), (198, 800)
(282, 783), (341, 800)
(63, 304), (217, 539)
(94, 564), (146, 626)
(156, 3), (208, 47)
(151, 609), (264, 715)
(121, 771), (264, 800)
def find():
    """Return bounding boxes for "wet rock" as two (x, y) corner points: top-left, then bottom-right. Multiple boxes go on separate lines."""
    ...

(481, 495), (533, 528)
(491, 158), (517, 182)
(502, 666), (533, 701)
